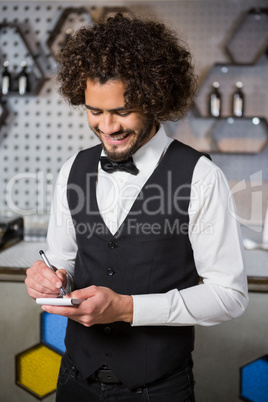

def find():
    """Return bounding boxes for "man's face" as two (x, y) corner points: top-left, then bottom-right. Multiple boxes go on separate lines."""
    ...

(85, 79), (156, 162)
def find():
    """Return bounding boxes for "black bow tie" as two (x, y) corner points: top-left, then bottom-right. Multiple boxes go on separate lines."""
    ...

(100, 156), (139, 175)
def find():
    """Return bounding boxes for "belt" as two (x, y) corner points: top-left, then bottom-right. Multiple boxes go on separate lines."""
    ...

(88, 365), (122, 384)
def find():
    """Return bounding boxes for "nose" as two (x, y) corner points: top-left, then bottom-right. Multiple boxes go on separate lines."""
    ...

(98, 113), (121, 136)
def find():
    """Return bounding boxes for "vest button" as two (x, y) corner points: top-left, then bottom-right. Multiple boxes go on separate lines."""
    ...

(108, 241), (116, 249)
(107, 268), (115, 276)
(104, 326), (112, 334)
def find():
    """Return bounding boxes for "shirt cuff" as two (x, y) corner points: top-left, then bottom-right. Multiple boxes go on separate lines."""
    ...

(131, 293), (169, 326)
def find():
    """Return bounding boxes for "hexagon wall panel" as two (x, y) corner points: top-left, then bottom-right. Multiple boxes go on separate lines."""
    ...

(91, 6), (134, 23)
(240, 355), (268, 402)
(194, 61), (268, 154)
(226, 8), (268, 65)
(0, 22), (46, 95)
(41, 312), (68, 354)
(46, 7), (94, 60)
(0, 101), (8, 128)
(16, 344), (62, 399)
(213, 117), (268, 154)
(188, 117), (219, 153)
(193, 7), (268, 155)
(195, 63), (268, 119)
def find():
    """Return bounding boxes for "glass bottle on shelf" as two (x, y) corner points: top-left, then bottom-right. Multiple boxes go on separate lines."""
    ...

(59, 28), (73, 49)
(209, 81), (221, 117)
(232, 81), (244, 117)
(1, 60), (11, 95)
(64, 28), (73, 44)
(17, 61), (29, 95)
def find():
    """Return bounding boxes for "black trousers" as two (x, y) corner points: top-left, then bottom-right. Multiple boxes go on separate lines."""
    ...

(56, 352), (195, 402)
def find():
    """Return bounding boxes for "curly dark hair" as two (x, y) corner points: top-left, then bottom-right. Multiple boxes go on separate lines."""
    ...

(56, 13), (197, 121)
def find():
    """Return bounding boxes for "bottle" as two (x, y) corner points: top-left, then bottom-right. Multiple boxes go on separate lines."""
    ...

(17, 61), (29, 95)
(59, 28), (73, 49)
(64, 28), (73, 45)
(209, 81), (221, 117)
(1, 61), (11, 95)
(232, 81), (244, 117)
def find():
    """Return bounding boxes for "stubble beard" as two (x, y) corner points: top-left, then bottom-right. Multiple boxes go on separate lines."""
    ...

(91, 118), (156, 162)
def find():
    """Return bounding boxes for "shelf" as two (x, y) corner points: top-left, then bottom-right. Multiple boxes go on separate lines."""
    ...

(213, 117), (268, 153)
(189, 116), (268, 154)
(90, 6), (134, 23)
(46, 6), (134, 60)
(0, 100), (8, 128)
(191, 7), (268, 155)
(226, 8), (268, 65)
(193, 62), (268, 154)
(0, 22), (46, 96)
(194, 63), (266, 118)
(46, 7), (94, 60)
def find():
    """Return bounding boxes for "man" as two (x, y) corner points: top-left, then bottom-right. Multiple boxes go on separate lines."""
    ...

(25, 14), (248, 402)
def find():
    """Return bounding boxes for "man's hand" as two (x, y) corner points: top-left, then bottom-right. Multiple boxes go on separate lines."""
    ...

(40, 285), (133, 326)
(25, 260), (68, 299)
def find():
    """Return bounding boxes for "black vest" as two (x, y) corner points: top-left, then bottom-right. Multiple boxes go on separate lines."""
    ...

(66, 140), (204, 389)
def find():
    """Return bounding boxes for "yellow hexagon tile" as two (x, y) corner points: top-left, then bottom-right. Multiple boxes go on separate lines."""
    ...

(16, 344), (61, 399)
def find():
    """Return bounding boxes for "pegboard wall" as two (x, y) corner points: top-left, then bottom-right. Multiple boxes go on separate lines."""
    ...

(0, 0), (268, 238)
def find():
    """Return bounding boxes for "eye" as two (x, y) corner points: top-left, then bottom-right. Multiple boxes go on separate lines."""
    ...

(116, 111), (131, 117)
(91, 111), (102, 116)
(85, 105), (102, 115)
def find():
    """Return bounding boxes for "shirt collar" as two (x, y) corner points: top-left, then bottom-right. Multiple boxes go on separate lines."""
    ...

(132, 124), (173, 172)
(99, 124), (173, 173)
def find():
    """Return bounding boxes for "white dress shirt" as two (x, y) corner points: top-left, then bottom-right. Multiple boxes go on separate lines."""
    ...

(46, 125), (248, 326)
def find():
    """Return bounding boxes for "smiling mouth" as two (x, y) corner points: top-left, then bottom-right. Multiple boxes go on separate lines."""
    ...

(103, 132), (131, 143)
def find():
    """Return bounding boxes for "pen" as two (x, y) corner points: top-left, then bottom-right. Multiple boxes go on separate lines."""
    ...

(39, 250), (66, 296)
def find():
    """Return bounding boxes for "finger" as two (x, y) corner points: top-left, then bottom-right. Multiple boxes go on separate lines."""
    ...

(41, 305), (66, 315)
(41, 304), (94, 327)
(26, 270), (59, 293)
(25, 277), (56, 296)
(70, 285), (98, 299)
(27, 286), (61, 300)
(26, 261), (64, 294)
(37, 262), (64, 289)
(41, 305), (77, 317)
(55, 269), (67, 287)
(26, 269), (60, 295)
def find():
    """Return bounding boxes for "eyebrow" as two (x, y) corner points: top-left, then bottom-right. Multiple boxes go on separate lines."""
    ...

(85, 105), (128, 113)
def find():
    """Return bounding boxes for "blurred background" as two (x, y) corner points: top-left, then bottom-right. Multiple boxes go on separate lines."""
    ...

(0, 1), (267, 401)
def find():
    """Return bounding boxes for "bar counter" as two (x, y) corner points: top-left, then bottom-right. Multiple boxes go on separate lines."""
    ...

(0, 226), (267, 292)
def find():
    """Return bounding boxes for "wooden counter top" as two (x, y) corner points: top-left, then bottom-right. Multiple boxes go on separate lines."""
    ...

(0, 241), (47, 281)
